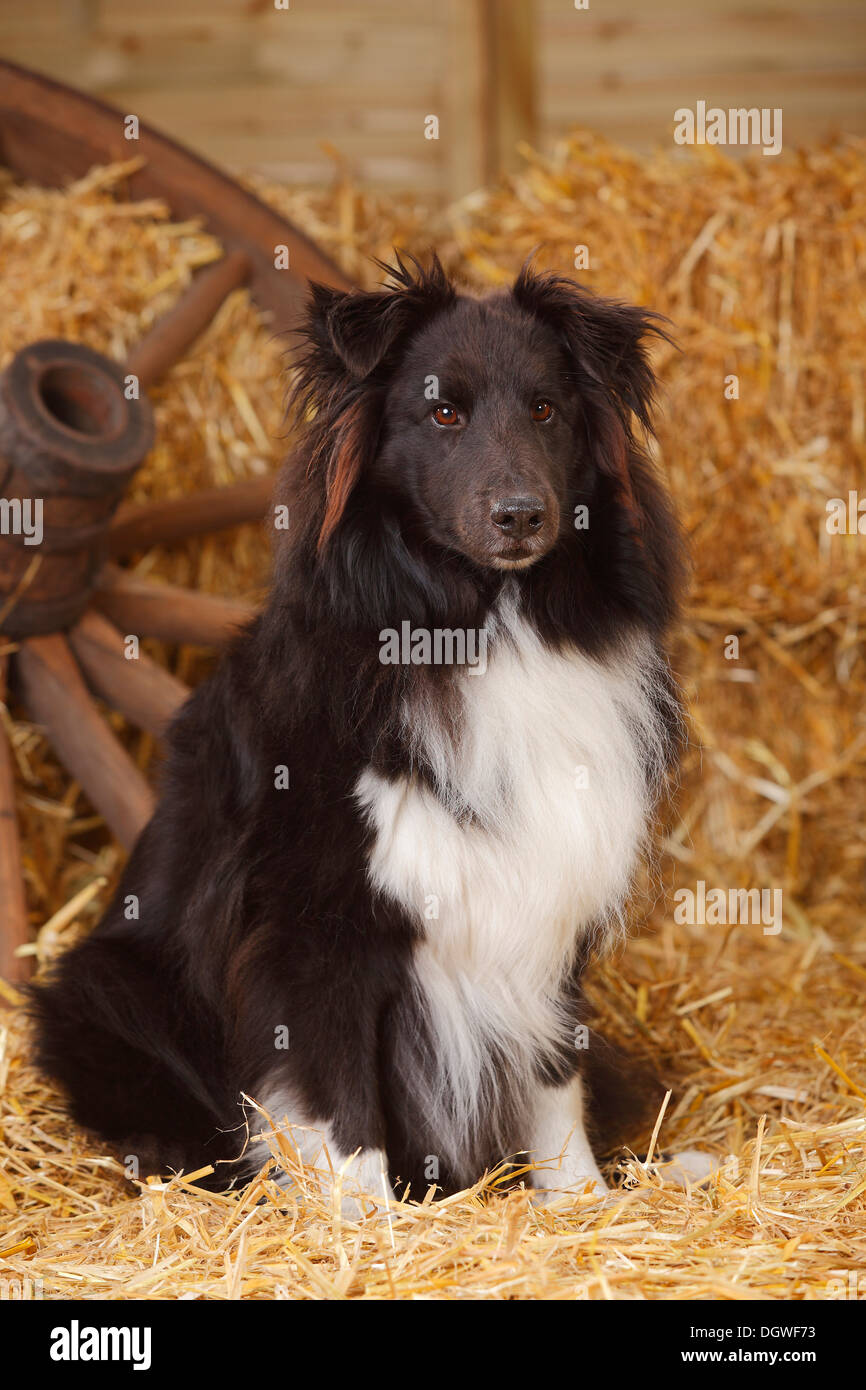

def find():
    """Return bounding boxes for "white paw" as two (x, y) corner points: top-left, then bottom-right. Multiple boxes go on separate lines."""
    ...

(330, 1147), (396, 1222)
(531, 1170), (610, 1206)
(336, 1191), (389, 1221)
(664, 1148), (718, 1187)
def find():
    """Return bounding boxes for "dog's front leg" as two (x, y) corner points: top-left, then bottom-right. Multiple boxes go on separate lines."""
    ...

(327, 1137), (396, 1220)
(528, 1074), (608, 1198)
(247, 1093), (396, 1219)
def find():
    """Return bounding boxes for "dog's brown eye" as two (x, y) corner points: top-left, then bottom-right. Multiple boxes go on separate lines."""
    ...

(531, 399), (554, 422)
(432, 403), (459, 427)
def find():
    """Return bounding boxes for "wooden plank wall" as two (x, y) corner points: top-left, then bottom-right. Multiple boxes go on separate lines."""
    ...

(1, 0), (864, 198)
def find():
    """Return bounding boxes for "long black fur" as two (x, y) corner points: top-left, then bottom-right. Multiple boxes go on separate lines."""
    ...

(30, 256), (684, 1195)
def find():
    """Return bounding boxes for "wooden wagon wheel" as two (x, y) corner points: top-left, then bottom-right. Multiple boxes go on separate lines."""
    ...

(0, 60), (357, 981)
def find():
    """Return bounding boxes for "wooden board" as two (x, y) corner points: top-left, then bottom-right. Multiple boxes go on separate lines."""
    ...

(0, 0), (863, 195)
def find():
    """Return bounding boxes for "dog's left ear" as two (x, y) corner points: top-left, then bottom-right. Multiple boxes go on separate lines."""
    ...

(512, 266), (671, 528)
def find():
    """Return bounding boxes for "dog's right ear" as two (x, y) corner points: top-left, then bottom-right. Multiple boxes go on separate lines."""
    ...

(308, 283), (415, 380)
(307, 253), (455, 382)
(293, 254), (454, 552)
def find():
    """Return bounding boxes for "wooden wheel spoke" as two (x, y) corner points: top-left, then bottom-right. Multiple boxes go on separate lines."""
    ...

(16, 634), (155, 850)
(0, 654), (30, 984)
(69, 609), (190, 739)
(126, 250), (252, 392)
(93, 564), (256, 647)
(107, 475), (274, 558)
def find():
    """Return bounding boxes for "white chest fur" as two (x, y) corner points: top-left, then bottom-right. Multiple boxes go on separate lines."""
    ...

(355, 609), (671, 1146)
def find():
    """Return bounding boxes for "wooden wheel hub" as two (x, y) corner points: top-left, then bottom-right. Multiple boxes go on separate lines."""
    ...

(0, 340), (154, 636)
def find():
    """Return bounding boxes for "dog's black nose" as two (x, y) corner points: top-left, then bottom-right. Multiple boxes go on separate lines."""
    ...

(490, 496), (546, 540)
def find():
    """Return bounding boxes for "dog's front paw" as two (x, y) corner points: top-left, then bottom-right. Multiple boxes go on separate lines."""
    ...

(330, 1146), (396, 1223)
(530, 1169), (610, 1207)
(662, 1148), (718, 1187)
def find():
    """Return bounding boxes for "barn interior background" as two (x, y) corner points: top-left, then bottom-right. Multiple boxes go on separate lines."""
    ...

(0, 0), (865, 1300)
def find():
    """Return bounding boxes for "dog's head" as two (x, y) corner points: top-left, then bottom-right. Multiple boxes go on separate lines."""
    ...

(289, 254), (682, 638)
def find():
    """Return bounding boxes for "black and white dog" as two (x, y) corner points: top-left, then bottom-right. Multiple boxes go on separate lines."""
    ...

(32, 256), (686, 1209)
